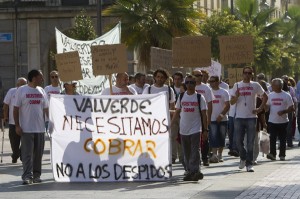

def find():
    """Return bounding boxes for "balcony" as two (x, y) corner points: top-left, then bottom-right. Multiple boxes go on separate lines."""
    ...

(0, 0), (114, 8)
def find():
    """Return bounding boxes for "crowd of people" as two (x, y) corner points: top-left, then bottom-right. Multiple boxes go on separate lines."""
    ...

(2, 66), (299, 184)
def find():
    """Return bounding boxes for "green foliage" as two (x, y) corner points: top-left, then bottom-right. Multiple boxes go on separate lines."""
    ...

(69, 10), (97, 40)
(103, 0), (204, 70)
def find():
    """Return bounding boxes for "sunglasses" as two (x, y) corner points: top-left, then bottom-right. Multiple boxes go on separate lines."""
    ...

(243, 72), (252, 75)
(209, 80), (217, 83)
(51, 76), (58, 78)
(194, 74), (202, 77)
(185, 81), (196, 85)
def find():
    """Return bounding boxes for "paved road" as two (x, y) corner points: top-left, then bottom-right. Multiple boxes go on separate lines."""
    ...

(1, 127), (300, 199)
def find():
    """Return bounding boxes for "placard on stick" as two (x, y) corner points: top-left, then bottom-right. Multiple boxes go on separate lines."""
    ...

(219, 35), (254, 65)
(55, 51), (82, 82)
(228, 68), (244, 87)
(91, 44), (127, 76)
(172, 36), (211, 68)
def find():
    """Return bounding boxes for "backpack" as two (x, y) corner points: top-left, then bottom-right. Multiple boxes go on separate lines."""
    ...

(179, 92), (204, 132)
(148, 85), (172, 101)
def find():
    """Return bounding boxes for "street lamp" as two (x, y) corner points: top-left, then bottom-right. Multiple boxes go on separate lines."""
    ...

(97, 0), (102, 36)
(283, 0), (291, 23)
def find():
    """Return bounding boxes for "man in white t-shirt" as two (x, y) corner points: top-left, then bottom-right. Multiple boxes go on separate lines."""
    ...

(13, 69), (49, 185)
(192, 69), (214, 166)
(101, 72), (137, 95)
(172, 75), (208, 181)
(208, 76), (230, 163)
(44, 70), (61, 130)
(230, 66), (267, 172)
(3, 77), (27, 163)
(170, 71), (184, 164)
(142, 69), (175, 110)
(266, 78), (294, 161)
(129, 72), (149, 94)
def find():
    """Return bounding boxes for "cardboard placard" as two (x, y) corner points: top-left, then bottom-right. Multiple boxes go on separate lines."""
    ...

(55, 51), (83, 82)
(150, 47), (172, 70)
(219, 35), (254, 65)
(91, 44), (127, 75)
(228, 68), (244, 87)
(172, 36), (211, 68)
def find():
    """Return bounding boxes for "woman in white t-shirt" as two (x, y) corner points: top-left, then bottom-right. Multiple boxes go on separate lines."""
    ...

(266, 78), (294, 161)
(208, 76), (230, 163)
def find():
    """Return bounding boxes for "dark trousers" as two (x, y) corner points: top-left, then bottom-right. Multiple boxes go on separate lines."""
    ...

(181, 132), (200, 173)
(269, 122), (288, 157)
(201, 132), (209, 161)
(9, 124), (21, 160)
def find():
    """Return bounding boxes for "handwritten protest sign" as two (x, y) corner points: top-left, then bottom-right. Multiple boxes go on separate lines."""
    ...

(55, 22), (120, 94)
(150, 47), (172, 70)
(219, 35), (254, 65)
(195, 60), (222, 78)
(228, 68), (244, 86)
(55, 51), (83, 82)
(91, 44), (127, 75)
(172, 36), (211, 68)
(49, 93), (171, 182)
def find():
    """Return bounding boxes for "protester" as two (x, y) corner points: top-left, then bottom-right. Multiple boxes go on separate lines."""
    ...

(44, 70), (61, 130)
(13, 69), (48, 185)
(282, 75), (296, 148)
(3, 77), (27, 163)
(44, 70), (61, 97)
(145, 74), (154, 85)
(142, 69), (175, 109)
(101, 72), (137, 95)
(129, 72), (149, 94)
(128, 75), (135, 85)
(208, 76), (230, 163)
(201, 70), (209, 85)
(61, 81), (80, 95)
(192, 69), (213, 166)
(230, 66), (267, 172)
(172, 75), (208, 181)
(170, 72), (184, 164)
(266, 78), (294, 161)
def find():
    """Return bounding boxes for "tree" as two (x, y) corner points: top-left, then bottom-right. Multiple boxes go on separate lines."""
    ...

(49, 10), (97, 70)
(103, 0), (204, 71)
(200, 11), (245, 60)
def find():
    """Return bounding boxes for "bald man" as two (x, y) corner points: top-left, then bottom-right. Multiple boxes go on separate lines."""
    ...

(3, 77), (27, 163)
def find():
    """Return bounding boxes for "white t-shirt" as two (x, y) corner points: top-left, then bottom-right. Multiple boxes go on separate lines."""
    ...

(228, 88), (236, 117)
(3, 87), (17, 125)
(230, 81), (265, 118)
(267, 91), (294, 123)
(175, 92), (207, 135)
(101, 85), (137, 95)
(129, 83), (149, 94)
(142, 85), (176, 103)
(211, 88), (230, 121)
(219, 81), (229, 91)
(195, 84), (214, 103)
(44, 85), (61, 99)
(14, 85), (48, 133)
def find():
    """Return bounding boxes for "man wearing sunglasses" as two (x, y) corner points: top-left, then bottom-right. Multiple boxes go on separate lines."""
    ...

(192, 69), (214, 167)
(230, 66), (267, 172)
(44, 71), (61, 98)
(172, 75), (208, 181)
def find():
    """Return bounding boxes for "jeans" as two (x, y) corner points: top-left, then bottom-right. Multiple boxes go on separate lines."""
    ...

(234, 118), (257, 166)
(209, 121), (227, 148)
(181, 132), (200, 173)
(269, 122), (288, 157)
(228, 116), (238, 152)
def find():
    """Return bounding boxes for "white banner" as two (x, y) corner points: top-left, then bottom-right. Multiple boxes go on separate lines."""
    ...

(195, 60), (222, 78)
(49, 93), (171, 182)
(55, 22), (121, 94)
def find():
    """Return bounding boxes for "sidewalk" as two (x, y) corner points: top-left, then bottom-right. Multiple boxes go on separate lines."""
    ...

(1, 127), (300, 199)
